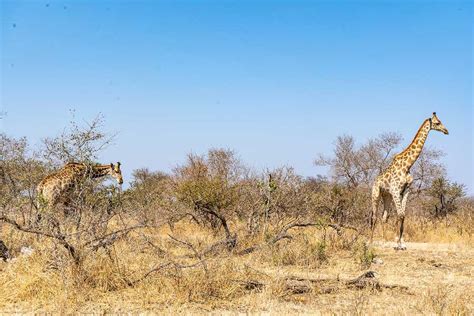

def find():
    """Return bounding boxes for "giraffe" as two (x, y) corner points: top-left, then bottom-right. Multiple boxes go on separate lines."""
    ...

(370, 112), (448, 250)
(36, 162), (123, 208)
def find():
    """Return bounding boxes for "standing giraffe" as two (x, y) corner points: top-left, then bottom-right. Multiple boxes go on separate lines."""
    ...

(37, 162), (123, 208)
(370, 112), (448, 250)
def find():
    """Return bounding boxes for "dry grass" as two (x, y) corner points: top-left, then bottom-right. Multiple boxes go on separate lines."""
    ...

(374, 210), (473, 246)
(1, 212), (473, 314)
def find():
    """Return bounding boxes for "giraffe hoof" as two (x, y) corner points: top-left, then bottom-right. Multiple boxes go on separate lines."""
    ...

(394, 245), (407, 251)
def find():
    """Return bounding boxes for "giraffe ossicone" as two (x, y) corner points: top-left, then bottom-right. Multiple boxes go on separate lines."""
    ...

(370, 112), (449, 250)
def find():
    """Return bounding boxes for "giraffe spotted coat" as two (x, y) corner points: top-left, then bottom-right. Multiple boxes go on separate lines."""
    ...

(371, 112), (449, 250)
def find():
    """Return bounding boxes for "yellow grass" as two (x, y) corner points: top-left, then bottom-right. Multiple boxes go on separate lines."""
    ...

(0, 214), (473, 314)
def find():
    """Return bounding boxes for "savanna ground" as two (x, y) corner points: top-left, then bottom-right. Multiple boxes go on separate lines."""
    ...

(0, 117), (472, 314)
(0, 215), (472, 314)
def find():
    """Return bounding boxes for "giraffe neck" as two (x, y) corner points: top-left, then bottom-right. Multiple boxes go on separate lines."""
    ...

(89, 165), (111, 179)
(66, 163), (110, 180)
(401, 119), (431, 170)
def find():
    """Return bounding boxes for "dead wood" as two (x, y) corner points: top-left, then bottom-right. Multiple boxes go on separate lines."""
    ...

(1, 214), (81, 265)
(0, 240), (10, 261)
(168, 234), (209, 274)
(285, 279), (313, 294)
(345, 271), (409, 291)
(237, 220), (358, 256)
(231, 279), (265, 291)
(283, 271), (409, 293)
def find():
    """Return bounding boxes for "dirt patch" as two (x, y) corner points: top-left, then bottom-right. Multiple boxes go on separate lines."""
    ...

(373, 240), (472, 252)
(241, 241), (474, 314)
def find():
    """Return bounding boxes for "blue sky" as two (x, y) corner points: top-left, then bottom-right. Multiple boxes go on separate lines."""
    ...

(1, 1), (472, 192)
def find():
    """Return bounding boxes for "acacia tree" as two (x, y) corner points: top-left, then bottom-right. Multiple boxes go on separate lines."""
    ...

(244, 166), (316, 234)
(0, 134), (45, 259)
(426, 177), (465, 218)
(0, 134), (45, 229)
(172, 149), (244, 243)
(315, 133), (402, 188)
(410, 147), (446, 196)
(126, 168), (175, 225)
(42, 112), (115, 166)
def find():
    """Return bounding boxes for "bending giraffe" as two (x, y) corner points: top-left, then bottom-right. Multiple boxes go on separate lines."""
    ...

(37, 162), (123, 208)
(370, 112), (448, 250)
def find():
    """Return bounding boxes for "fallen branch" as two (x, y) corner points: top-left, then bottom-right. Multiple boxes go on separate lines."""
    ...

(1, 215), (81, 265)
(285, 271), (409, 292)
(1, 215), (57, 239)
(140, 233), (168, 256)
(200, 234), (237, 257)
(128, 262), (174, 286)
(284, 279), (313, 294)
(345, 271), (409, 291)
(168, 234), (208, 274)
(0, 240), (10, 261)
(237, 221), (320, 256)
(230, 279), (265, 291)
(85, 224), (147, 252)
(285, 275), (337, 283)
(129, 259), (211, 286)
(328, 223), (359, 235)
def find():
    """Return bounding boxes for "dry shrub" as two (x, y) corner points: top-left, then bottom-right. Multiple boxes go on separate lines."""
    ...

(0, 230), (147, 311)
(263, 234), (328, 268)
(124, 168), (173, 224)
(416, 285), (472, 316)
(0, 251), (60, 305)
(1, 222), (266, 311)
(81, 249), (131, 292)
(129, 258), (266, 309)
(353, 241), (376, 269)
(311, 182), (371, 227)
(0, 240), (82, 311)
(349, 288), (370, 316)
(376, 208), (474, 245)
(172, 149), (243, 234)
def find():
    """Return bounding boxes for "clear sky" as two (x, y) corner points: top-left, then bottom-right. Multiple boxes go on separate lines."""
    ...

(1, 1), (472, 192)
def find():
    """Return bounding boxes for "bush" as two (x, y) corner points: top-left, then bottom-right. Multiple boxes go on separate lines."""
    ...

(354, 241), (376, 269)
(425, 177), (465, 218)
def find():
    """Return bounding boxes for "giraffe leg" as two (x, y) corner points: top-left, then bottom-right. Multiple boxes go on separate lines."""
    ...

(382, 207), (389, 240)
(396, 190), (410, 250)
(396, 177), (412, 250)
(370, 185), (381, 242)
(395, 215), (406, 250)
(381, 193), (392, 240)
(401, 190), (410, 215)
(401, 175), (412, 213)
(391, 190), (407, 250)
(382, 197), (391, 223)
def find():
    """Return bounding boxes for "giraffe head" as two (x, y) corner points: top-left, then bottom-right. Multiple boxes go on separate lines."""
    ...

(108, 162), (124, 185)
(430, 112), (449, 135)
